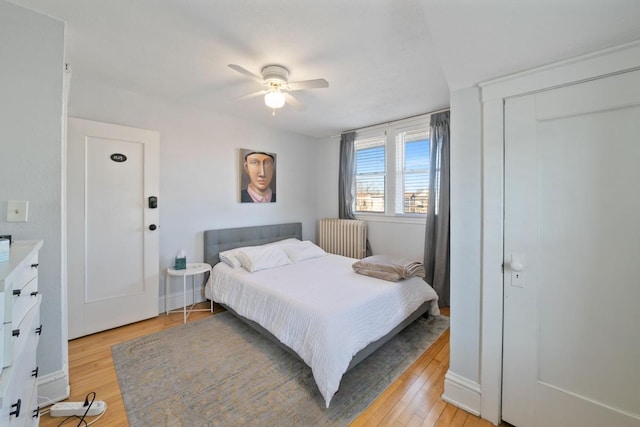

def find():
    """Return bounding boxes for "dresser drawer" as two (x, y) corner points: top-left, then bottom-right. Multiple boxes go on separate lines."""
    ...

(0, 297), (41, 425)
(3, 253), (38, 325)
(25, 376), (39, 427)
(11, 277), (38, 329)
(12, 253), (38, 295)
(3, 286), (40, 369)
(11, 298), (41, 370)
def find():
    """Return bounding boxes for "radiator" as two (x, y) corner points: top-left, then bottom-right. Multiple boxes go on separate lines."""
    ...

(318, 218), (367, 259)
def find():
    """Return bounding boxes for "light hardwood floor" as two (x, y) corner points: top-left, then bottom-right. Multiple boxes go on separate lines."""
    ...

(39, 305), (504, 427)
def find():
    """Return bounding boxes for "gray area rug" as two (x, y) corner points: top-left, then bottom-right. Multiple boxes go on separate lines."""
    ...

(112, 311), (449, 427)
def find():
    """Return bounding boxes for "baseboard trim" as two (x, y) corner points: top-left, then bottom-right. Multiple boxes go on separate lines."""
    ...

(442, 370), (481, 416)
(38, 369), (70, 406)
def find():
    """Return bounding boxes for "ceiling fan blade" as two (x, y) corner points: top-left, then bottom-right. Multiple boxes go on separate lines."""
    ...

(233, 89), (268, 101)
(287, 78), (329, 91)
(228, 64), (264, 84)
(283, 92), (307, 111)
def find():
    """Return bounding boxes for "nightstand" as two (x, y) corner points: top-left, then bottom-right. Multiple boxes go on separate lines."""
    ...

(165, 262), (213, 323)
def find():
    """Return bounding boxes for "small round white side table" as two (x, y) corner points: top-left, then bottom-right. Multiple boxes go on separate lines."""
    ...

(165, 262), (213, 323)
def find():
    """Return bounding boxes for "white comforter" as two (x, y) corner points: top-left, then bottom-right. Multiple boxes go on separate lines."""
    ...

(206, 253), (439, 407)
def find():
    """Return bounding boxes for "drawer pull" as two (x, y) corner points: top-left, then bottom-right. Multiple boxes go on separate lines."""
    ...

(10, 399), (21, 417)
(33, 408), (40, 418)
(35, 324), (43, 335)
(31, 291), (39, 297)
(12, 329), (20, 337)
(32, 367), (39, 378)
(13, 289), (21, 296)
(31, 263), (39, 269)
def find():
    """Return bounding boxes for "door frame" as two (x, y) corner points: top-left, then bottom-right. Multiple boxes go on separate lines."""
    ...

(478, 41), (640, 424)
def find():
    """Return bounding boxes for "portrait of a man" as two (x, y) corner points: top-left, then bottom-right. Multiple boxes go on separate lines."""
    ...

(240, 149), (277, 203)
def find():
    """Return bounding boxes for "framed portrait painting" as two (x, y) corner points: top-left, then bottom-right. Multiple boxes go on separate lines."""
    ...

(239, 148), (277, 203)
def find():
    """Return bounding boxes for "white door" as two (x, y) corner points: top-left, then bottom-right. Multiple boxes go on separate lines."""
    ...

(502, 70), (640, 427)
(67, 118), (160, 339)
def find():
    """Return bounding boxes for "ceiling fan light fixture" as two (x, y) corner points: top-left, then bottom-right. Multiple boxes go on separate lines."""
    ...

(264, 89), (285, 109)
(229, 63), (327, 113)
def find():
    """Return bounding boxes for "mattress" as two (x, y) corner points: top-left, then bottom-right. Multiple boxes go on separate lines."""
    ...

(206, 253), (439, 407)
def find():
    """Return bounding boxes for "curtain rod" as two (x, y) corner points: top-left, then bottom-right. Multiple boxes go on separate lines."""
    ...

(336, 107), (450, 137)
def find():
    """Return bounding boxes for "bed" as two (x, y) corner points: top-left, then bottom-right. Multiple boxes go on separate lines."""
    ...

(203, 222), (439, 407)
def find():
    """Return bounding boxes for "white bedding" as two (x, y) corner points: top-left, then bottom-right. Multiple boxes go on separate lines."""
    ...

(205, 253), (439, 407)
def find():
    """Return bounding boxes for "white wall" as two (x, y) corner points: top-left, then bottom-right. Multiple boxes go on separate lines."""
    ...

(442, 87), (483, 414)
(314, 136), (340, 223)
(0, 0), (65, 386)
(366, 220), (426, 260)
(67, 78), (322, 309)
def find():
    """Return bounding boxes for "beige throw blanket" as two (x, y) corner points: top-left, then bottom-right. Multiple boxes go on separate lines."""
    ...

(352, 255), (426, 282)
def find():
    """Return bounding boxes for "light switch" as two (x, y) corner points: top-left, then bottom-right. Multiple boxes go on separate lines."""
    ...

(7, 201), (28, 222)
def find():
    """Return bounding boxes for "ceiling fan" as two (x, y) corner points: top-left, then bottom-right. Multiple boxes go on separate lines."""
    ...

(228, 64), (329, 114)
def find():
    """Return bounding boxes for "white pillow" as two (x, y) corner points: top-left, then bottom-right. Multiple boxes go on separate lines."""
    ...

(236, 245), (292, 272)
(218, 238), (300, 269)
(279, 240), (327, 263)
(269, 237), (301, 246)
(218, 249), (243, 268)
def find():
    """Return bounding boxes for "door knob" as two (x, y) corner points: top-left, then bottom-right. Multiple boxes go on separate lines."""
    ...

(509, 254), (524, 272)
(149, 224), (157, 231)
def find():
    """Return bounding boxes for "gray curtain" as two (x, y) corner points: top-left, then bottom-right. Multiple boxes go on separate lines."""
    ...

(424, 111), (450, 307)
(338, 131), (372, 256)
(338, 131), (356, 219)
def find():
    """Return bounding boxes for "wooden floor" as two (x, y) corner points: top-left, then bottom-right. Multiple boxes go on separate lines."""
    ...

(39, 305), (503, 427)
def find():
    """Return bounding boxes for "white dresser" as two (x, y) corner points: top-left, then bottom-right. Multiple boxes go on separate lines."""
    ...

(0, 241), (43, 427)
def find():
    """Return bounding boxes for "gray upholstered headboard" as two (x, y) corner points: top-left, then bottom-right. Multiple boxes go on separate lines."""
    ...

(204, 222), (302, 267)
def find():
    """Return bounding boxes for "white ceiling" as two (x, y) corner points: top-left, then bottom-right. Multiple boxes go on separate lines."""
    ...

(8, 0), (640, 137)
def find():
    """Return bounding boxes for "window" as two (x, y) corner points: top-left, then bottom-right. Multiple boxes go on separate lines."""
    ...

(396, 128), (429, 214)
(355, 135), (386, 213)
(354, 115), (431, 221)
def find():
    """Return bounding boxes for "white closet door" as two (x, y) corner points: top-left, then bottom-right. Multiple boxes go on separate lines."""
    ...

(502, 70), (640, 427)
